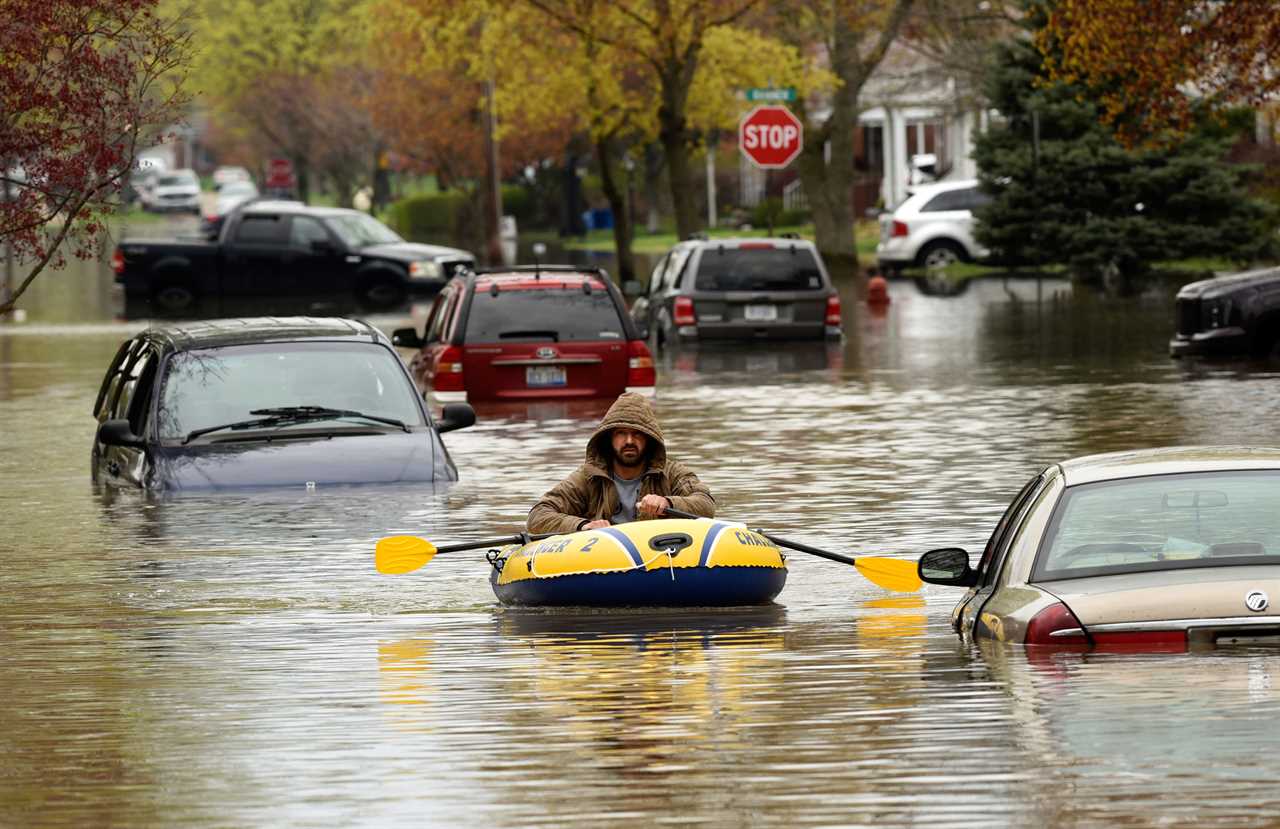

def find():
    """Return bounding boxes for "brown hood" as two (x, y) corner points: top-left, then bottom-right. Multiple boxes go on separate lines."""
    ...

(585, 393), (665, 470)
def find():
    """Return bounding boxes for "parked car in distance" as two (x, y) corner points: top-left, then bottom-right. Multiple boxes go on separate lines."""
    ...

(212, 179), (259, 217)
(144, 168), (201, 214)
(212, 165), (253, 190)
(630, 236), (842, 344)
(1169, 266), (1280, 359)
(917, 446), (1280, 650)
(200, 180), (262, 238)
(113, 202), (475, 310)
(395, 265), (655, 404)
(91, 317), (476, 491)
(876, 178), (990, 273)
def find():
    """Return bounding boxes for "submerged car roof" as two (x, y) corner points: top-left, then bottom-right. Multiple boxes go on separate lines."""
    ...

(1058, 446), (1280, 487)
(682, 236), (817, 250)
(140, 317), (386, 352)
(473, 271), (609, 291)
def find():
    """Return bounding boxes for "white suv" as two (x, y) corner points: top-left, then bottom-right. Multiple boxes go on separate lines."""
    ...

(876, 179), (991, 272)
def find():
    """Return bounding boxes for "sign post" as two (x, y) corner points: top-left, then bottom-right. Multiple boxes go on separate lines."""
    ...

(738, 105), (804, 170)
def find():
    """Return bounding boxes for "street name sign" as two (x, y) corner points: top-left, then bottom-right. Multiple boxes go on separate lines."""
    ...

(745, 87), (796, 102)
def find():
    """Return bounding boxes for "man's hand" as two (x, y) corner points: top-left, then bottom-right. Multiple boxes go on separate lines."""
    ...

(636, 494), (670, 519)
(583, 519), (611, 530)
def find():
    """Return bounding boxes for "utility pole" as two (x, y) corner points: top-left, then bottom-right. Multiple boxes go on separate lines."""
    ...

(705, 139), (717, 230)
(482, 79), (504, 265)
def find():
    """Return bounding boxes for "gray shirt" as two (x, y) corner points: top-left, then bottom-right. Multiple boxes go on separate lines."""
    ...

(610, 474), (644, 524)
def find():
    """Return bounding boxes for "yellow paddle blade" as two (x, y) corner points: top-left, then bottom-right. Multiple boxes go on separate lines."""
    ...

(375, 535), (437, 575)
(854, 557), (923, 593)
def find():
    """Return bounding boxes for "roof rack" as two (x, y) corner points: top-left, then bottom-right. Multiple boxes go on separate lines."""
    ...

(472, 264), (606, 276)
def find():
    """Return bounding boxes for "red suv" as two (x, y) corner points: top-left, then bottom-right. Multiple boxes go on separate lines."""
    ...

(394, 266), (656, 404)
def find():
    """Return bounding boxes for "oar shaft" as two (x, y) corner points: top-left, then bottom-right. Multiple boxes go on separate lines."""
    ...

(759, 531), (857, 567)
(663, 505), (859, 566)
(434, 532), (559, 555)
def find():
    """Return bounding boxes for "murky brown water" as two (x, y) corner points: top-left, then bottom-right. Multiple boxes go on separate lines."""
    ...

(4, 238), (1280, 826)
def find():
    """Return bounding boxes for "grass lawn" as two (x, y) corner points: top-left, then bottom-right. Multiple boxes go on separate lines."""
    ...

(555, 220), (883, 261)
(552, 224), (1248, 282)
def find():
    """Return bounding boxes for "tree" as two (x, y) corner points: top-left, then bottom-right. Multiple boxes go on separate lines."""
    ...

(770, 0), (917, 267)
(523, 0), (763, 240)
(366, 0), (577, 260)
(973, 10), (1276, 281)
(1040, 0), (1280, 146)
(0, 0), (191, 315)
(184, 0), (378, 203)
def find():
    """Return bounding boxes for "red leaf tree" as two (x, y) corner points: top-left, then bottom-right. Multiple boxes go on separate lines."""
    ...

(0, 0), (191, 314)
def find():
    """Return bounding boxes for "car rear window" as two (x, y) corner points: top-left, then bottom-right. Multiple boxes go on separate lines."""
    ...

(1033, 470), (1280, 580)
(920, 187), (991, 212)
(694, 247), (825, 292)
(463, 285), (625, 342)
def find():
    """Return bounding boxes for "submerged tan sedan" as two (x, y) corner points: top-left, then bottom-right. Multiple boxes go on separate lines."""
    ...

(918, 447), (1280, 649)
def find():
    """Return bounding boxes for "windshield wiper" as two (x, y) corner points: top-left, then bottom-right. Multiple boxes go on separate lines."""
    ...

(184, 405), (410, 443)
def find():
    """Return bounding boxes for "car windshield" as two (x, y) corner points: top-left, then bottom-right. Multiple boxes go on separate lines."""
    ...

(326, 213), (403, 247)
(694, 247), (824, 291)
(155, 342), (424, 440)
(1034, 471), (1280, 580)
(221, 181), (257, 196)
(464, 284), (625, 343)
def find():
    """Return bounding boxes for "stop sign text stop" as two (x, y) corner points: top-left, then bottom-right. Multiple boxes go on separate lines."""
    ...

(739, 105), (803, 169)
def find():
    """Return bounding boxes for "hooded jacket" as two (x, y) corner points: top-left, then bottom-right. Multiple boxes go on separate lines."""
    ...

(526, 392), (715, 534)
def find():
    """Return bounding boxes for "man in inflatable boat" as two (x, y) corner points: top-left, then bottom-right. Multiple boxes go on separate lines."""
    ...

(527, 392), (716, 533)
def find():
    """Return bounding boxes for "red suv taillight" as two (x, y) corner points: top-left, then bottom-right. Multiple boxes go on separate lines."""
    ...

(627, 339), (655, 388)
(673, 296), (696, 326)
(433, 344), (465, 392)
(825, 294), (842, 326)
(110, 248), (125, 274)
(1025, 602), (1087, 646)
(891, 220), (909, 238)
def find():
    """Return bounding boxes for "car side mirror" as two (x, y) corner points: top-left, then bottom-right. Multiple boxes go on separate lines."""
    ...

(310, 239), (336, 254)
(392, 327), (424, 348)
(437, 402), (475, 433)
(622, 280), (642, 298)
(97, 418), (144, 448)
(918, 547), (978, 587)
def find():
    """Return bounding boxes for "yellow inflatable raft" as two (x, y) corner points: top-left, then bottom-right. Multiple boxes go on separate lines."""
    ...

(488, 518), (787, 607)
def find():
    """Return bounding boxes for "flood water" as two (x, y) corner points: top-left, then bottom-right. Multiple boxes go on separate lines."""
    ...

(4, 226), (1280, 826)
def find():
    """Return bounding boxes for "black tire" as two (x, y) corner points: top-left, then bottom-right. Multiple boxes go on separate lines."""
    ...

(151, 281), (196, 311)
(916, 240), (967, 271)
(1255, 328), (1280, 361)
(358, 272), (408, 309)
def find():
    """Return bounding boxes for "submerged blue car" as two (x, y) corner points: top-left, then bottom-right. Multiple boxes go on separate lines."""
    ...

(91, 317), (475, 491)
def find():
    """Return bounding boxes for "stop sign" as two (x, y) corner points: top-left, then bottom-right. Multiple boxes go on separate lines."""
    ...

(739, 105), (803, 169)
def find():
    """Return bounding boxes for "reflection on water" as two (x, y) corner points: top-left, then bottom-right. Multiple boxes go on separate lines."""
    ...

(5, 259), (1280, 826)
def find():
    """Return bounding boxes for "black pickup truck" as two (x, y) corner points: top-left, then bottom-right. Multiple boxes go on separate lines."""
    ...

(1170, 266), (1280, 359)
(112, 201), (475, 310)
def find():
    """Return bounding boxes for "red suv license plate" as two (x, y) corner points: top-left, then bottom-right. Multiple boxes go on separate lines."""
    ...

(526, 366), (567, 387)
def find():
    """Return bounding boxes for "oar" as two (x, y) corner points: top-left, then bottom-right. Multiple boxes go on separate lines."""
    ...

(375, 531), (559, 575)
(663, 507), (922, 593)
